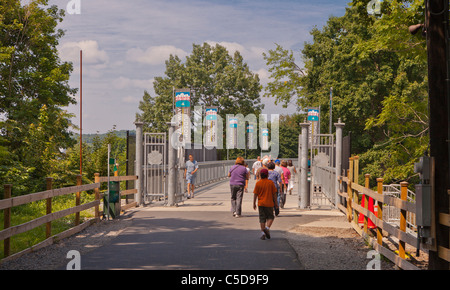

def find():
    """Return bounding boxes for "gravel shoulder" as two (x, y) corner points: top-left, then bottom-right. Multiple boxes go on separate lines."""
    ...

(0, 214), (133, 270)
(285, 225), (396, 270)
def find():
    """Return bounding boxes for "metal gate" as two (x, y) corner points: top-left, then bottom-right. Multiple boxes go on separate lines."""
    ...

(310, 134), (335, 208)
(144, 133), (167, 203)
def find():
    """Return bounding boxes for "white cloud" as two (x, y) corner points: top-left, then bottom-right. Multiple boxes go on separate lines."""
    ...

(59, 40), (109, 65)
(113, 77), (154, 89)
(122, 95), (141, 104)
(255, 68), (270, 85)
(125, 45), (189, 65)
(206, 41), (266, 62)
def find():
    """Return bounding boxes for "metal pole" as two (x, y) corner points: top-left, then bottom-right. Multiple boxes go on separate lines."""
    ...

(135, 122), (144, 206)
(167, 122), (176, 206)
(107, 143), (110, 220)
(335, 118), (345, 208)
(329, 87), (333, 134)
(299, 122), (310, 209)
(80, 50), (82, 175)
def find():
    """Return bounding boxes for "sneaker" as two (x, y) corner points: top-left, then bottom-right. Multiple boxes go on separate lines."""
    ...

(260, 234), (266, 240)
(234, 214), (241, 218)
(263, 228), (271, 239)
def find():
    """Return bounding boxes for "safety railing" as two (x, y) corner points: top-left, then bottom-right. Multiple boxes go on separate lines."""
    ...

(312, 165), (336, 204)
(337, 156), (421, 270)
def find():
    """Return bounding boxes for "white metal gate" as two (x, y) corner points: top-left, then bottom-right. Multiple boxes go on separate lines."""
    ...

(310, 134), (335, 208)
(144, 133), (167, 202)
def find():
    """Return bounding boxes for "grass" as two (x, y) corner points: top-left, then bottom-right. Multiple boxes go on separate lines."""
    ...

(0, 192), (97, 259)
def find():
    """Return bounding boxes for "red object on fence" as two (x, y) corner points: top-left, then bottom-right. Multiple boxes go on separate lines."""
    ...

(358, 195), (376, 229)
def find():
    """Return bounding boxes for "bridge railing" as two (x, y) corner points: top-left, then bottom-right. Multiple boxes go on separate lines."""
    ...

(337, 156), (421, 270)
(0, 173), (138, 262)
(312, 165), (336, 205)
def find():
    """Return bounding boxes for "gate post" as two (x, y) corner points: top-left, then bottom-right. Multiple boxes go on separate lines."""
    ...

(299, 121), (310, 209)
(335, 118), (345, 208)
(167, 122), (177, 206)
(135, 121), (144, 206)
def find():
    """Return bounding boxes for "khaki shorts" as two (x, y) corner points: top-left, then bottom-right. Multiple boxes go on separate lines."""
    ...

(258, 206), (274, 223)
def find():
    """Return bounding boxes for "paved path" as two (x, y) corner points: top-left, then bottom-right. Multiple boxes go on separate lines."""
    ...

(79, 177), (349, 270)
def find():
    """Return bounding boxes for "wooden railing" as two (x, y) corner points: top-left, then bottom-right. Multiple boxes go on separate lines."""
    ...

(1, 173), (138, 262)
(337, 156), (421, 270)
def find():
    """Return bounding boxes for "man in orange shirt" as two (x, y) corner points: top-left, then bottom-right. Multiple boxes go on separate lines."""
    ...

(253, 168), (279, 240)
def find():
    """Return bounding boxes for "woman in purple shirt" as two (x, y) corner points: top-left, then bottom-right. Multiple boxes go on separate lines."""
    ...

(228, 157), (249, 218)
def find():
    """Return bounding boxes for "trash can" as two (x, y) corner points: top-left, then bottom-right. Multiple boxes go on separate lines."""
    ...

(109, 181), (120, 203)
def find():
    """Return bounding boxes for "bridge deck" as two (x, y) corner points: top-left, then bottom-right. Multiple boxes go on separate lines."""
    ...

(79, 177), (350, 270)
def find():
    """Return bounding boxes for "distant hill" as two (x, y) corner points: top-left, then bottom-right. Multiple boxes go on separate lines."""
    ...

(72, 130), (136, 144)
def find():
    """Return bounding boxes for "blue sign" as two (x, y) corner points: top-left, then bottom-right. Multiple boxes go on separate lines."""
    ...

(175, 91), (190, 108)
(307, 109), (319, 121)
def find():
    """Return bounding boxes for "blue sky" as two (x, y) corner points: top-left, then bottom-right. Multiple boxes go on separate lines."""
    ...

(47, 0), (351, 133)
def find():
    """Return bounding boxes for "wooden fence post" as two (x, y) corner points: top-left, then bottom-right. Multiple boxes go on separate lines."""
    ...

(3, 184), (12, 257)
(399, 181), (408, 259)
(353, 156), (360, 225)
(376, 178), (384, 246)
(45, 177), (53, 238)
(94, 173), (100, 219)
(75, 175), (82, 226)
(348, 158), (354, 223)
(364, 174), (370, 234)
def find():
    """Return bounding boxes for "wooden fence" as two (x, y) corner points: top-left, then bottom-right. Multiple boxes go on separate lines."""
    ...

(337, 156), (422, 270)
(1, 173), (138, 262)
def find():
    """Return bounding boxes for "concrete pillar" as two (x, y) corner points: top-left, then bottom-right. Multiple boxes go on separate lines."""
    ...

(299, 122), (310, 209)
(167, 122), (177, 206)
(335, 118), (345, 208)
(135, 121), (144, 206)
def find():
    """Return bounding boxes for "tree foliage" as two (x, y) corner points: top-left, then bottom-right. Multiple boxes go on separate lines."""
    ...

(0, 0), (77, 194)
(264, 0), (428, 184)
(137, 42), (264, 135)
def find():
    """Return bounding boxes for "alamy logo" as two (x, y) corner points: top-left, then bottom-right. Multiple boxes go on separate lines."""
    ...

(66, 0), (81, 15)
(367, 0), (382, 16)
(66, 250), (81, 270)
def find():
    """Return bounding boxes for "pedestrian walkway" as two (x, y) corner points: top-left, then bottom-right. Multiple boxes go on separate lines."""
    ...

(78, 177), (349, 270)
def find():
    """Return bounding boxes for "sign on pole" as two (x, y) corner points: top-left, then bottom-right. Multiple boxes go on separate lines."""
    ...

(247, 124), (254, 149)
(205, 106), (218, 148)
(228, 117), (238, 149)
(261, 128), (269, 151)
(174, 89), (191, 147)
(307, 107), (320, 146)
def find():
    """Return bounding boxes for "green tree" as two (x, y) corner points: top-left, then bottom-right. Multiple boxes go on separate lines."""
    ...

(0, 0), (77, 158)
(263, 0), (428, 183)
(0, 0), (77, 192)
(137, 42), (263, 135)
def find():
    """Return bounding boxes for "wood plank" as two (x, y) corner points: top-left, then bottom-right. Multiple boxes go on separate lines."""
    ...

(352, 202), (418, 247)
(0, 218), (98, 263)
(121, 202), (137, 211)
(0, 183), (100, 210)
(351, 182), (415, 213)
(0, 200), (99, 241)
(98, 175), (138, 182)
(438, 246), (450, 262)
(439, 213), (450, 227)
(121, 188), (137, 196)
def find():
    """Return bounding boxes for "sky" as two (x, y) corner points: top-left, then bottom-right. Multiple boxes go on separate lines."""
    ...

(46, 0), (351, 134)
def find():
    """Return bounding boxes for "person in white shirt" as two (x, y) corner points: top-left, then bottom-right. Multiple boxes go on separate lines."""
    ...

(251, 156), (262, 180)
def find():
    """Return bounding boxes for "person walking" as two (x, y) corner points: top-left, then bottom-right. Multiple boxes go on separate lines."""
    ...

(267, 162), (282, 216)
(251, 156), (262, 180)
(244, 162), (250, 192)
(280, 160), (291, 208)
(274, 160), (285, 205)
(287, 160), (297, 195)
(228, 157), (248, 217)
(184, 154), (198, 199)
(256, 157), (270, 180)
(253, 168), (279, 240)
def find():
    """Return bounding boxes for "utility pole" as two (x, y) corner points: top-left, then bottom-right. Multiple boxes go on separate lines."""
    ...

(425, 0), (450, 270)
